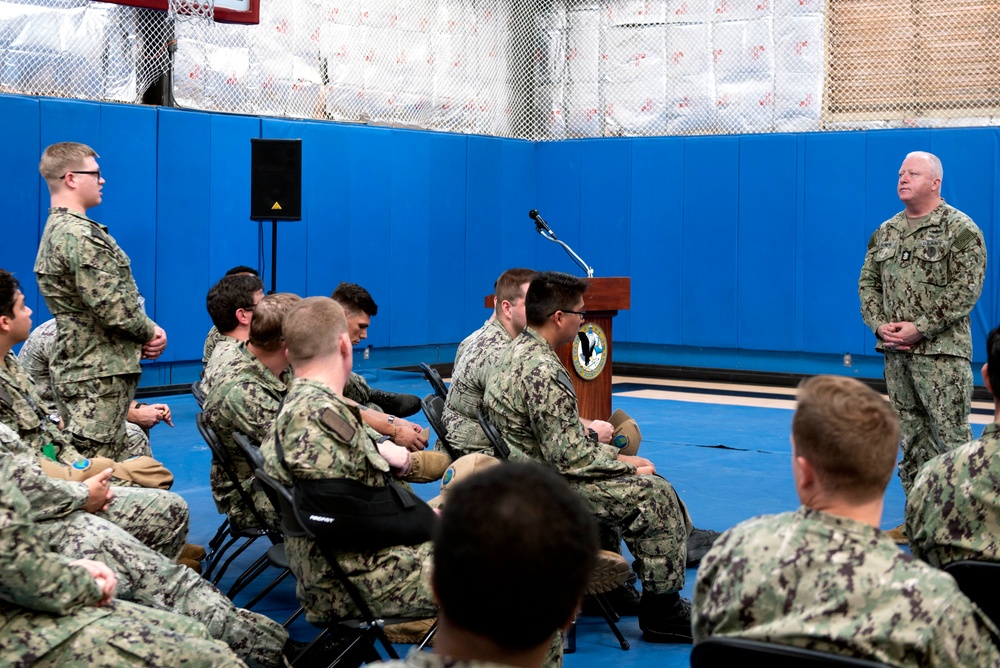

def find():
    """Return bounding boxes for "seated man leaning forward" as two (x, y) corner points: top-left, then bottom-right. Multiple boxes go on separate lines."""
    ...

(375, 461), (600, 668)
(260, 296), (437, 622)
(693, 374), (1000, 666)
(482, 271), (692, 644)
(907, 323), (1000, 568)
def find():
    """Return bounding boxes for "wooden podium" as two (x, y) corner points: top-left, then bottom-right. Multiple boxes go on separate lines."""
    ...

(485, 277), (630, 421)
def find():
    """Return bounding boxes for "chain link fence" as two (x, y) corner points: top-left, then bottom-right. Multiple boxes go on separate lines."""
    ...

(2, 0), (999, 139)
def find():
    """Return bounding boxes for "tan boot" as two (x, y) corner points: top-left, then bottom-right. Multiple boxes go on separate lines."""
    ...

(383, 618), (436, 644)
(403, 451), (452, 483)
(884, 524), (907, 545)
(586, 549), (631, 595)
(177, 557), (203, 574)
(180, 543), (207, 561)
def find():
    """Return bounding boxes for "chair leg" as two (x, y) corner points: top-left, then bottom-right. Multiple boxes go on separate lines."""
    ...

(416, 621), (437, 652)
(593, 593), (630, 650)
(212, 534), (261, 586)
(226, 552), (271, 599)
(242, 568), (292, 610)
(283, 605), (305, 628)
(203, 532), (242, 580)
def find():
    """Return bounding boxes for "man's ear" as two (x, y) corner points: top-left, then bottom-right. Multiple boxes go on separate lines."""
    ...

(0, 315), (10, 335)
(983, 362), (993, 397)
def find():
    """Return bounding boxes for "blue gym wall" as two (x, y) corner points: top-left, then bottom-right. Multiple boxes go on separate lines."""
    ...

(3, 93), (998, 386)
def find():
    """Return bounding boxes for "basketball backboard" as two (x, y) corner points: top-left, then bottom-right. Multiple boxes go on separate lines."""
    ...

(98, 0), (259, 25)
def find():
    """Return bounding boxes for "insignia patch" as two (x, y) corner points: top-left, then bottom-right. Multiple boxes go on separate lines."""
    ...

(556, 368), (576, 396)
(321, 408), (356, 442)
(441, 467), (455, 487)
(901, 250), (911, 261)
(613, 434), (628, 449)
(72, 459), (91, 470)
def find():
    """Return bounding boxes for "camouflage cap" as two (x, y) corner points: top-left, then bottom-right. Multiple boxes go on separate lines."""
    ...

(609, 408), (641, 457)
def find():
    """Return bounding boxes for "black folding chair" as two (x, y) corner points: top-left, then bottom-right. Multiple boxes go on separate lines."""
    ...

(690, 636), (893, 667)
(419, 362), (448, 400)
(254, 468), (436, 666)
(944, 559), (1000, 627)
(196, 413), (283, 596)
(420, 393), (459, 461)
(476, 408), (510, 460)
(474, 408), (627, 650)
(191, 380), (207, 409)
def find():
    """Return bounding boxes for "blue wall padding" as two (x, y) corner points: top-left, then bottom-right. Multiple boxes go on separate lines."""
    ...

(681, 136), (740, 348)
(4, 93), (1000, 376)
(2, 95), (41, 316)
(629, 136), (684, 346)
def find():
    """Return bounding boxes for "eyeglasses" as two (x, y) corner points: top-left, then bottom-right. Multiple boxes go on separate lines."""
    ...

(60, 170), (102, 180)
(549, 308), (587, 319)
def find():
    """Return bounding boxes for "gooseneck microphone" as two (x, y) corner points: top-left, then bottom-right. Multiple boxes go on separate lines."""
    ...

(528, 209), (595, 278)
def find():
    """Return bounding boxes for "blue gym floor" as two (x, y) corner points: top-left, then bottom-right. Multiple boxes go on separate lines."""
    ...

(145, 369), (959, 668)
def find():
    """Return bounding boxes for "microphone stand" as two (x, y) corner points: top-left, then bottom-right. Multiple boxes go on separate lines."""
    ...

(533, 218), (595, 278)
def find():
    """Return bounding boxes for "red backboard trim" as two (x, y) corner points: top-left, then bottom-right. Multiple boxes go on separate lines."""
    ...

(96, 0), (260, 25)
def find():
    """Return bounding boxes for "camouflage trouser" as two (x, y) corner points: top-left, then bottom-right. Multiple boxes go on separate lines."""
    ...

(99, 485), (190, 559)
(56, 373), (145, 460)
(211, 460), (279, 533)
(125, 420), (151, 454)
(34, 600), (246, 668)
(288, 537), (436, 623)
(40, 511), (286, 668)
(884, 352), (974, 495)
(573, 473), (687, 595)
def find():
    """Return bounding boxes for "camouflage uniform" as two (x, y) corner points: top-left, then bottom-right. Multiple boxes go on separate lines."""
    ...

(906, 422), (1000, 568)
(482, 327), (687, 595)
(693, 506), (1000, 666)
(858, 201), (986, 493)
(0, 422), (188, 559)
(0, 455), (245, 668)
(18, 318), (150, 456)
(202, 342), (286, 531)
(33, 208), (157, 461)
(203, 325), (224, 367)
(261, 378), (436, 622)
(202, 336), (240, 395)
(377, 651), (542, 668)
(344, 371), (373, 407)
(442, 319), (510, 456)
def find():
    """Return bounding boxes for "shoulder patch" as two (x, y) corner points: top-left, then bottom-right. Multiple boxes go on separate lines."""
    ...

(953, 228), (977, 250)
(556, 368), (576, 397)
(320, 407), (356, 442)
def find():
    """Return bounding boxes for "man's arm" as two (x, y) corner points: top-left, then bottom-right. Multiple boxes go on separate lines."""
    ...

(75, 232), (156, 343)
(858, 229), (889, 336)
(911, 222), (986, 340)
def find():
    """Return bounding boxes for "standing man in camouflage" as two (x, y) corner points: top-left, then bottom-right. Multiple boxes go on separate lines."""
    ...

(858, 151), (986, 542)
(482, 271), (692, 644)
(203, 292), (300, 531)
(261, 297), (438, 623)
(34, 142), (169, 461)
(694, 375), (1000, 665)
(907, 324), (1000, 569)
(443, 268), (538, 455)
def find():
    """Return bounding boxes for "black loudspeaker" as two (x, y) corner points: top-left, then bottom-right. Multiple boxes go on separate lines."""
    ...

(250, 138), (302, 221)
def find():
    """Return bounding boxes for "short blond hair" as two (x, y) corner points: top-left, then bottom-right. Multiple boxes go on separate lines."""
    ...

(282, 296), (347, 365)
(248, 292), (300, 352)
(793, 375), (899, 503)
(39, 142), (98, 183)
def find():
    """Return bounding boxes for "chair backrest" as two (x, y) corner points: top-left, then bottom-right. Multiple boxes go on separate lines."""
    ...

(476, 409), (510, 461)
(944, 559), (1000, 626)
(420, 394), (459, 461)
(197, 412), (273, 533)
(191, 380), (206, 409)
(233, 431), (265, 472)
(419, 363), (448, 400)
(690, 637), (893, 667)
(253, 467), (384, 626)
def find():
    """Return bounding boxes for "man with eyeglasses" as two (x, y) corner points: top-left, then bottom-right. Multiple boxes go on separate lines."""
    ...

(34, 142), (168, 461)
(483, 271), (694, 644)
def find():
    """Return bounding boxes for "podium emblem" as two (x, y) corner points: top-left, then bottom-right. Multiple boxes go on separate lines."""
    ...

(572, 322), (608, 380)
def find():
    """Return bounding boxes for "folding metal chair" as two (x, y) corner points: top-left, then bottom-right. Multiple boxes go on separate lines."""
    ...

(944, 559), (1000, 627)
(419, 362), (448, 400)
(690, 636), (893, 667)
(420, 393), (459, 461)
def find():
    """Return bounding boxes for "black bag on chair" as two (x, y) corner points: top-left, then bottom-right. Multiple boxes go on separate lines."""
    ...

(293, 476), (436, 551)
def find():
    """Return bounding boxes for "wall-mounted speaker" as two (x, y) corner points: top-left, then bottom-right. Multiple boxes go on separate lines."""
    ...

(250, 138), (302, 221)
